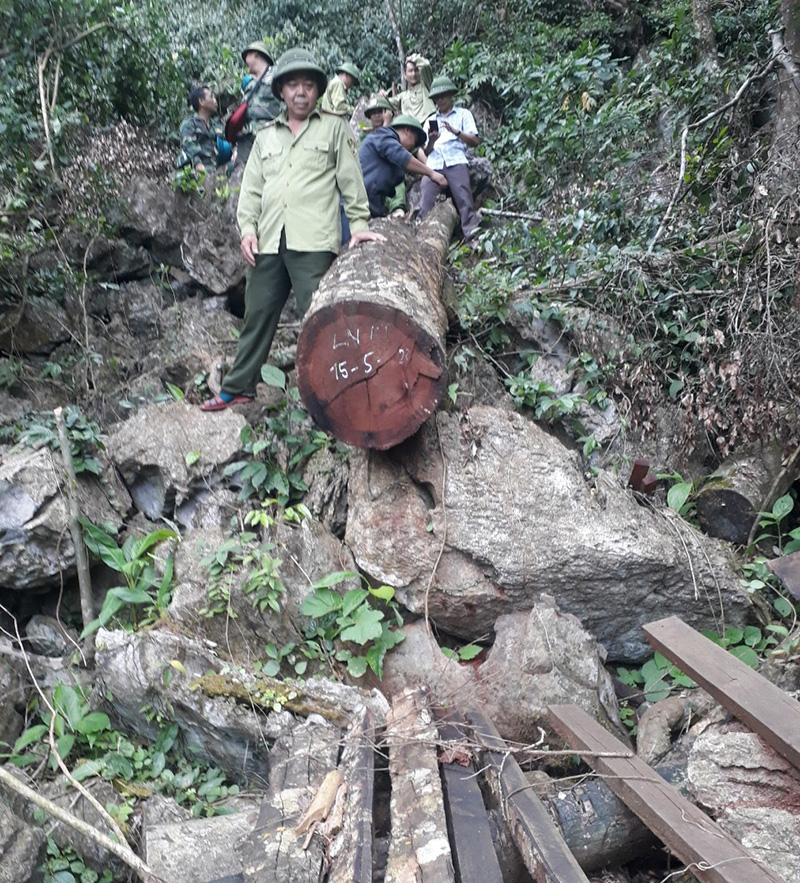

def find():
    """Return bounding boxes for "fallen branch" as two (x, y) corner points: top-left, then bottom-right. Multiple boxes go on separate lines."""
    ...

(481, 207), (543, 223)
(0, 765), (166, 883)
(54, 406), (95, 658)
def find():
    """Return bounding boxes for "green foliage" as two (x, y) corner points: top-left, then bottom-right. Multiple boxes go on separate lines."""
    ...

(657, 471), (699, 521)
(299, 571), (405, 678)
(7, 688), (239, 819)
(80, 521), (177, 635)
(441, 643), (483, 662)
(616, 651), (696, 704)
(42, 839), (115, 883)
(0, 356), (23, 390)
(740, 558), (798, 624)
(753, 493), (800, 555)
(223, 386), (331, 504)
(18, 407), (104, 475)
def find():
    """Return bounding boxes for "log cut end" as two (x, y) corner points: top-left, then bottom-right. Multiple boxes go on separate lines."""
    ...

(297, 301), (446, 450)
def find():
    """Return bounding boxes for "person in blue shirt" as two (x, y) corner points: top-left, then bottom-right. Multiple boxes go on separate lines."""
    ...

(419, 76), (481, 241)
(358, 114), (447, 218)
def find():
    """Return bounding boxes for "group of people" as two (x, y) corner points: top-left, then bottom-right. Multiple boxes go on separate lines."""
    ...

(177, 44), (480, 412)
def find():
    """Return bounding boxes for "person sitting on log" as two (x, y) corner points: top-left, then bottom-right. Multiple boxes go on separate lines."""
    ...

(228, 41), (281, 166)
(321, 62), (360, 114)
(418, 75), (480, 242)
(386, 54), (435, 122)
(176, 85), (233, 174)
(200, 48), (385, 412)
(359, 114), (447, 219)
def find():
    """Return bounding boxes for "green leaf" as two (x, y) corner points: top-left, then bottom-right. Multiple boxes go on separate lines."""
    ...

(340, 606), (384, 645)
(774, 596), (794, 618)
(261, 364), (286, 390)
(150, 751), (166, 778)
(185, 451), (200, 467)
(300, 588), (342, 618)
(311, 570), (358, 590)
(772, 493), (794, 520)
(368, 585), (395, 601)
(346, 655), (369, 677)
(56, 734), (76, 762)
(723, 626), (743, 645)
(75, 712), (111, 735)
(13, 725), (48, 754)
(72, 758), (106, 782)
(56, 686), (84, 730)
(458, 644), (483, 661)
(667, 482), (692, 513)
(742, 625), (762, 647)
(729, 645), (759, 669)
(342, 589), (369, 618)
(263, 660), (280, 677)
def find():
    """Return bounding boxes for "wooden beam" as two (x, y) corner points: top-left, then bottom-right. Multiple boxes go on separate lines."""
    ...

(644, 615), (800, 769)
(548, 704), (787, 883)
(464, 708), (590, 883)
(436, 715), (504, 883)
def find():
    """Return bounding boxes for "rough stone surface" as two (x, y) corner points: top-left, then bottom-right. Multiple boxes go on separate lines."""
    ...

(0, 447), (130, 590)
(0, 295), (71, 355)
(169, 517), (359, 663)
(25, 614), (77, 657)
(475, 596), (625, 744)
(687, 719), (800, 883)
(145, 807), (258, 883)
(0, 661), (24, 750)
(345, 406), (752, 661)
(0, 799), (46, 883)
(105, 401), (245, 520)
(105, 279), (177, 338)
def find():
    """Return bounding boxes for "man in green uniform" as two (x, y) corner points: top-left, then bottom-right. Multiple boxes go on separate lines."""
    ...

(363, 95), (395, 137)
(236, 41), (282, 165)
(201, 48), (385, 412)
(388, 54), (435, 122)
(176, 86), (231, 172)
(321, 62), (360, 114)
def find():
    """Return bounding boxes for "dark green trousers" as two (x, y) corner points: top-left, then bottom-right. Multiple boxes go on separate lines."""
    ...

(221, 234), (335, 397)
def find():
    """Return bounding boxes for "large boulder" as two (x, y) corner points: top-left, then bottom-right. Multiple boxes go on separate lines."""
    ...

(0, 799), (46, 883)
(0, 295), (70, 355)
(105, 401), (245, 521)
(345, 406), (752, 661)
(0, 447), (130, 590)
(169, 517), (360, 662)
(475, 595), (625, 744)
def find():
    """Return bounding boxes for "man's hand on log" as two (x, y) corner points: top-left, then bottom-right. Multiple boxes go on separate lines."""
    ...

(240, 233), (258, 267)
(348, 231), (387, 249)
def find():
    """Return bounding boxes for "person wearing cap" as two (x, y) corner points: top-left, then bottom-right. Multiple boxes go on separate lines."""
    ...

(419, 75), (480, 241)
(363, 95), (395, 136)
(358, 114), (447, 218)
(236, 40), (281, 164)
(201, 48), (385, 412)
(321, 62), (360, 114)
(176, 85), (232, 174)
(387, 54), (435, 122)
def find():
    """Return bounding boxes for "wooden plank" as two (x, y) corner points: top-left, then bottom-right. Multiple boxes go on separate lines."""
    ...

(326, 708), (374, 883)
(385, 689), (455, 883)
(436, 715), (504, 883)
(644, 615), (800, 769)
(548, 704), (787, 883)
(464, 708), (590, 883)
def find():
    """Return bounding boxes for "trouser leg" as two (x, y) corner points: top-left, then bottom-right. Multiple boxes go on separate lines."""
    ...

(221, 249), (292, 396)
(442, 163), (479, 239)
(283, 249), (336, 317)
(418, 175), (442, 220)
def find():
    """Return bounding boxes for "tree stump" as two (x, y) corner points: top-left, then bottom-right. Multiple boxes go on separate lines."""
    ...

(297, 202), (457, 450)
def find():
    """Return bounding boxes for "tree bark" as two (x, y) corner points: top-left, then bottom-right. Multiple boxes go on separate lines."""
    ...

(297, 202), (457, 450)
(691, 0), (719, 72)
(768, 3), (800, 189)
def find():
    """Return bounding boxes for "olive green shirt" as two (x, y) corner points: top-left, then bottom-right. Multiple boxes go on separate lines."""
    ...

(321, 76), (352, 115)
(390, 55), (435, 120)
(237, 108), (370, 254)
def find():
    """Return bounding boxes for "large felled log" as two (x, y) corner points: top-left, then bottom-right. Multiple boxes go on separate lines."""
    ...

(297, 202), (457, 450)
(695, 445), (793, 544)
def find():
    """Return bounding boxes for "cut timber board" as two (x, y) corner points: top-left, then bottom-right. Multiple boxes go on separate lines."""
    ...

(436, 715), (504, 883)
(464, 708), (590, 883)
(548, 704), (787, 883)
(644, 615), (800, 769)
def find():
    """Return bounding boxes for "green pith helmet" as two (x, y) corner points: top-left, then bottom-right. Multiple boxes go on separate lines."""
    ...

(335, 62), (361, 85)
(271, 48), (328, 99)
(241, 41), (274, 66)
(428, 75), (458, 99)
(364, 95), (394, 116)
(391, 114), (426, 148)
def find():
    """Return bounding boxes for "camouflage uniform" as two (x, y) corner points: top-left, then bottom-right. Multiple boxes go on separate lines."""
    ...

(177, 113), (224, 169)
(237, 73), (282, 165)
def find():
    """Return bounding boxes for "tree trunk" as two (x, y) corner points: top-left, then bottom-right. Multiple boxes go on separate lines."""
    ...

(694, 444), (791, 545)
(691, 0), (719, 72)
(768, 2), (800, 189)
(297, 202), (457, 450)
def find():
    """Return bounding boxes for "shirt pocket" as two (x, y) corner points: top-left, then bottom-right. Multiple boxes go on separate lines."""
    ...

(301, 140), (331, 171)
(259, 142), (283, 172)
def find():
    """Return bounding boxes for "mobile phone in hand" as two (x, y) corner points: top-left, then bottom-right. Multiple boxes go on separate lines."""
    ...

(428, 119), (439, 133)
